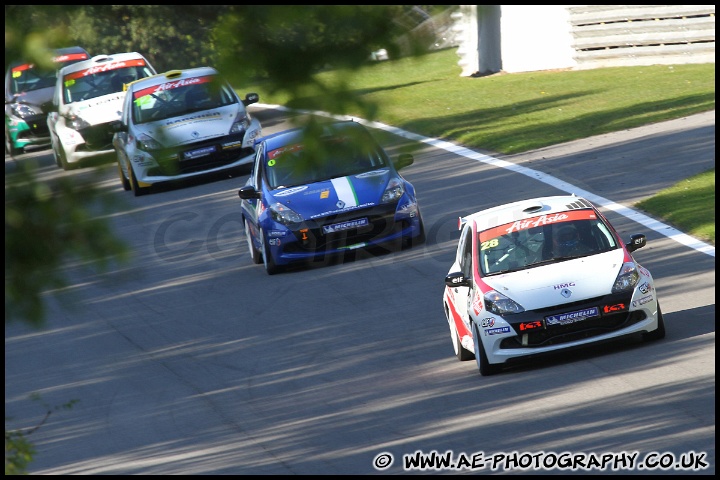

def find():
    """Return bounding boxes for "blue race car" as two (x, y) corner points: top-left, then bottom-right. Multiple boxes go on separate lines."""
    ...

(238, 120), (425, 274)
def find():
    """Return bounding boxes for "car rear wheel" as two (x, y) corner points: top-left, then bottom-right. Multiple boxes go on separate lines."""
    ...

(642, 303), (666, 341)
(449, 312), (474, 361)
(473, 322), (501, 376)
(245, 219), (262, 264)
(260, 229), (282, 275)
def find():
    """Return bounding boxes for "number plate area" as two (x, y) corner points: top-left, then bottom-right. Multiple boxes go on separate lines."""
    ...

(183, 145), (216, 160)
(322, 217), (369, 234)
(545, 306), (599, 326)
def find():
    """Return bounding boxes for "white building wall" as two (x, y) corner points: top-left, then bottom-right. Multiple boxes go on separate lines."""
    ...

(499, 5), (577, 73)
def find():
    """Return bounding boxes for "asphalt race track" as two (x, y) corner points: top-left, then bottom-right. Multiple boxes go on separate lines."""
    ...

(5, 108), (715, 475)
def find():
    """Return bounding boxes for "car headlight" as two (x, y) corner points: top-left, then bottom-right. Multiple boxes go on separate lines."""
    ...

(612, 262), (640, 293)
(269, 202), (303, 225)
(10, 103), (38, 119)
(67, 115), (91, 131)
(484, 290), (525, 315)
(135, 133), (163, 152)
(229, 113), (250, 134)
(381, 178), (405, 203)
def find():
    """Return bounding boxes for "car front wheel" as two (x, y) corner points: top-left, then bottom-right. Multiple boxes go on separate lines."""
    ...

(245, 219), (262, 264)
(473, 322), (501, 376)
(117, 161), (131, 191)
(260, 229), (282, 275)
(642, 303), (666, 341)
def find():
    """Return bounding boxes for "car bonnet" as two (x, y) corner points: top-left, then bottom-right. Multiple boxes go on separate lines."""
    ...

(66, 92), (125, 125)
(133, 104), (241, 147)
(481, 249), (626, 310)
(267, 168), (394, 220)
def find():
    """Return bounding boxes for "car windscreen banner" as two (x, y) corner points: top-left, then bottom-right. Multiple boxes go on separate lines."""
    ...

(133, 75), (214, 100)
(478, 209), (597, 243)
(52, 52), (89, 63)
(63, 58), (147, 82)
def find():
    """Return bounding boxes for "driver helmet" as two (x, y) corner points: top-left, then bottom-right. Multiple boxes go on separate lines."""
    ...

(553, 224), (580, 253)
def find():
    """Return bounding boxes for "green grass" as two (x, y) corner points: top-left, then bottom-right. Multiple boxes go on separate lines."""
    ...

(244, 48), (715, 245)
(636, 169), (715, 244)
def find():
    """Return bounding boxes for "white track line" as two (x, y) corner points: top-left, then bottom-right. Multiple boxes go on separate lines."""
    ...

(256, 104), (715, 258)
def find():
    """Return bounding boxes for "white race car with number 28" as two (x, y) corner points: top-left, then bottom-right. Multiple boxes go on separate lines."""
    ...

(442, 195), (665, 376)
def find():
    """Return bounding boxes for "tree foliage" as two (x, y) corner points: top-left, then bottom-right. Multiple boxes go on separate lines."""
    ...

(5, 5), (431, 473)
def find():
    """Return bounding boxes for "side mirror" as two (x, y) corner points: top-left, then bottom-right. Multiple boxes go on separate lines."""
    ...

(238, 185), (261, 200)
(243, 93), (259, 106)
(626, 234), (646, 253)
(445, 271), (471, 288)
(394, 153), (414, 170)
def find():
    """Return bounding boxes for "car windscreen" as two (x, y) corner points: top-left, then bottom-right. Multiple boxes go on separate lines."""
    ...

(478, 209), (619, 275)
(264, 133), (389, 189)
(62, 59), (154, 104)
(8, 63), (57, 94)
(130, 75), (237, 124)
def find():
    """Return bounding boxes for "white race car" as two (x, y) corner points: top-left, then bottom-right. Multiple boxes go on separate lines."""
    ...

(112, 67), (262, 196)
(47, 52), (157, 170)
(442, 194), (665, 376)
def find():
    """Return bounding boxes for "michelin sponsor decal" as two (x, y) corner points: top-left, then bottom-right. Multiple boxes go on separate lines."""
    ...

(545, 307), (599, 326)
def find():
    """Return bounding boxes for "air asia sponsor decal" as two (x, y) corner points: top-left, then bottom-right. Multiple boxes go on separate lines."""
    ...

(322, 217), (368, 234)
(53, 52), (88, 63)
(637, 265), (650, 277)
(479, 209), (597, 242)
(133, 75), (210, 99)
(632, 295), (654, 307)
(355, 169), (389, 178)
(485, 326), (511, 336)
(64, 59), (147, 81)
(11, 64), (32, 76)
(545, 307), (599, 326)
(274, 185), (308, 197)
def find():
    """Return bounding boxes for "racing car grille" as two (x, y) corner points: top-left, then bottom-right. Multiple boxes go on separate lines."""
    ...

(77, 123), (115, 151)
(21, 114), (50, 137)
(283, 205), (400, 254)
(500, 310), (647, 349)
(154, 135), (252, 175)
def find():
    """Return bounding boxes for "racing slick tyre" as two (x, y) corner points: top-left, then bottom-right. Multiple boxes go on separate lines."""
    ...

(117, 162), (131, 191)
(260, 229), (283, 275)
(473, 322), (500, 376)
(245, 219), (262, 264)
(642, 303), (666, 342)
(129, 166), (147, 196)
(448, 310), (474, 361)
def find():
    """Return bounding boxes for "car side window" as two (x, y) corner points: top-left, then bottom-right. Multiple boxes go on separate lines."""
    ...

(252, 144), (264, 189)
(458, 225), (473, 277)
